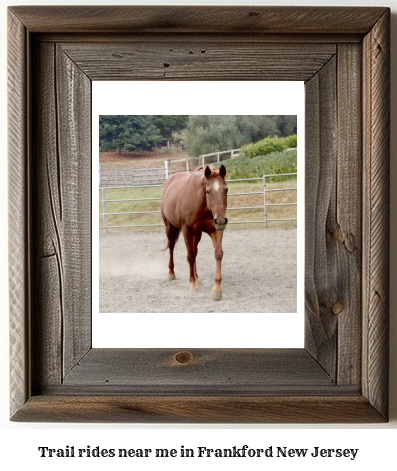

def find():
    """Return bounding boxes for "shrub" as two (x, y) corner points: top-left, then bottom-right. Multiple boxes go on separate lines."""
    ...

(241, 135), (297, 159)
(241, 137), (284, 158)
(216, 149), (297, 180)
(284, 134), (297, 148)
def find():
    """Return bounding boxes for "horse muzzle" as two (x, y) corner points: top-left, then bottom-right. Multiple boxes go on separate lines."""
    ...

(214, 218), (228, 231)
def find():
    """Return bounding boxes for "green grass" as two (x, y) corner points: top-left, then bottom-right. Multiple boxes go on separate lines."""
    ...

(226, 178), (297, 228)
(99, 185), (163, 231)
(99, 177), (297, 232)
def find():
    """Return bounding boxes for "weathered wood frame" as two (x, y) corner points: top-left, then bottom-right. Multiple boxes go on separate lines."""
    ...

(8, 6), (390, 423)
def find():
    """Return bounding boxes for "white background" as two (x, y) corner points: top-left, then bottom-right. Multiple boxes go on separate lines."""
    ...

(1, 0), (396, 469)
(92, 81), (305, 348)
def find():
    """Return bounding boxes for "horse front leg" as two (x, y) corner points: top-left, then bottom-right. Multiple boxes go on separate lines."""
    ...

(193, 232), (202, 283)
(183, 227), (200, 291)
(209, 230), (224, 300)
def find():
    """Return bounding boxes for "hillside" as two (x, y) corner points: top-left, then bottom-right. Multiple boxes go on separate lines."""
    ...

(99, 149), (190, 170)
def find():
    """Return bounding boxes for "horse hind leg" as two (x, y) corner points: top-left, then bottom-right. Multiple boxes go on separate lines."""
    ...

(165, 222), (180, 280)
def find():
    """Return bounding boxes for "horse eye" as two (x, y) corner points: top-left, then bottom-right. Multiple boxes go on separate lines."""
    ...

(225, 188), (228, 192)
(206, 190), (210, 194)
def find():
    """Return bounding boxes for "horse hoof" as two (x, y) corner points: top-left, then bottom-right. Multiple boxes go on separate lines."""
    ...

(168, 273), (176, 281)
(212, 288), (222, 301)
(190, 285), (199, 293)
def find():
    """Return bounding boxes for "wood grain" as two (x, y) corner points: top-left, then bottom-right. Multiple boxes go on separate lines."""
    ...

(31, 42), (92, 387)
(9, 6), (387, 34)
(8, 10), (29, 419)
(12, 396), (385, 424)
(56, 45), (91, 377)
(32, 41), (63, 387)
(62, 349), (333, 393)
(336, 44), (362, 386)
(304, 56), (338, 377)
(60, 42), (335, 82)
(8, 6), (390, 423)
(362, 9), (390, 419)
(304, 42), (364, 386)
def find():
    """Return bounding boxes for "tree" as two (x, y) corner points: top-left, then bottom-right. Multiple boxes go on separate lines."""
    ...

(99, 115), (124, 152)
(186, 115), (286, 156)
(235, 116), (278, 143)
(273, 115), (297, 136)
(187, 115), (241, 156)
(99, 115), (163, 153)
(150, 115), (189, 144)
(99, 115), (298, 155)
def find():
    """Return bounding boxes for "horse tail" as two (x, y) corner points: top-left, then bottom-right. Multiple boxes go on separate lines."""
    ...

(161, 225), (180, 251)
(173, 227), (181, 243)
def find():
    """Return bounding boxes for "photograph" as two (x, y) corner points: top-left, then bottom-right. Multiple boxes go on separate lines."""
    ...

(98, 114), (299, 313)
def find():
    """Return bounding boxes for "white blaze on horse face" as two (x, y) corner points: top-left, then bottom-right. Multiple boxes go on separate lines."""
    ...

(213, 181), (220, 192)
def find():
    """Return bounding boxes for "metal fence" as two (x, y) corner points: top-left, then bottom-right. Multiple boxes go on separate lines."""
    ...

(99, 159), (201, 188)
(99, 148), (242, 188)
(263, 173), (297, 228)
(99, 167), (167, 187)
(99, 173), (297, 231)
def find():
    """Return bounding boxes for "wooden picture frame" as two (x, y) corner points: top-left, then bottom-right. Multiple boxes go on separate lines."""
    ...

(8, 6), (390, 423)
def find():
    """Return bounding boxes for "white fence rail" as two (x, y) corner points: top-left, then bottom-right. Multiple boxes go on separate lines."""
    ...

(199, 148), (241, 166)
(99, 173), (297, 231)
(165, 157), (200, 176)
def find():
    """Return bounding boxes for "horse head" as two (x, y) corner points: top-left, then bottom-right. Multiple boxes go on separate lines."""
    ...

(204, 164), (228, 231)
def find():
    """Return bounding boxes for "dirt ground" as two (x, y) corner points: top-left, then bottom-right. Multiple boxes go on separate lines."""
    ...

(99, 227), (297, 313)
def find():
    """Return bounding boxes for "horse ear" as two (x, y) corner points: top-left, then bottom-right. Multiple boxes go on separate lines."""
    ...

(205, 166), (212, 179)
(219, 164), (226, 177)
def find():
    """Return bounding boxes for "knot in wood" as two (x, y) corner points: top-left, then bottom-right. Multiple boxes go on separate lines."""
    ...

(174, 351), (194, 365)
(331, 302), (344, 316)
(333, 225), (344, 244)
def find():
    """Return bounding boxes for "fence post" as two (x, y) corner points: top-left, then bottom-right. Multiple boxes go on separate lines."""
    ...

(186, 158), (189, 171)
(263, 175), (268, 229)
(101, 187), (108, 232)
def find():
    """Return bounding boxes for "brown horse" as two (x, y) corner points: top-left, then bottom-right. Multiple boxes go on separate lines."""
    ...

(161, 164), (228, 300)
